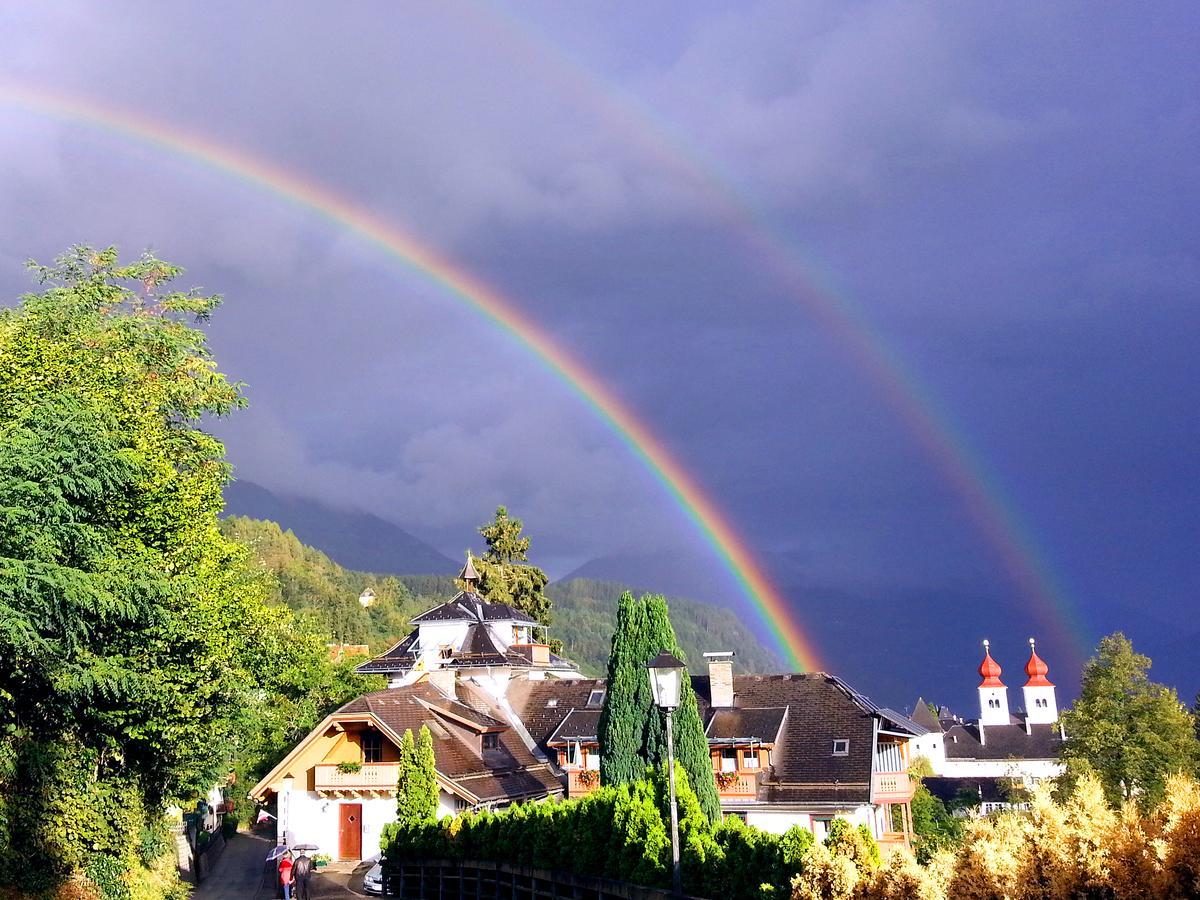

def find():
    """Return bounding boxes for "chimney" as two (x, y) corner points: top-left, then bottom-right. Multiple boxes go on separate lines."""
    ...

(704, 651), (735, 708)
(426, 668), (456, 698)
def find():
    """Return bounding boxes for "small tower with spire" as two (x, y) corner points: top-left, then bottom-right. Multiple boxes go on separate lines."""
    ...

(1022, 638), (1058, 724)
(459, 553), (481, 593)
(978, 639), (1010, 727)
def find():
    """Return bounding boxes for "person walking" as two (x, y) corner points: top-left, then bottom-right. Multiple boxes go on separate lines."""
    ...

(291, 853), (312, 900)
(278, 850), (295, 900)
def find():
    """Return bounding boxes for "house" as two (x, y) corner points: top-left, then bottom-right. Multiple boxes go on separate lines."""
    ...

(249, 558), (577, 860)
(253, 557), (923, 858)
(355, 556), (581, 691)
(248, 679), (564, 860)
(509, 652), (924, 851)
(910, 639), (1065, 792)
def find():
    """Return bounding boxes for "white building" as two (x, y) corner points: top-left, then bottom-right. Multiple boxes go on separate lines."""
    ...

(911, 638), (1066, 813)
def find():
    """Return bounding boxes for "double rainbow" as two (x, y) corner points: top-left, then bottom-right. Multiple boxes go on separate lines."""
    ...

(0, 82), (822, 672)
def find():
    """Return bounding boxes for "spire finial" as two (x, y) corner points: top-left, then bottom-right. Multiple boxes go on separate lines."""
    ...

(1029, 637), (1036, 650)
(983, 638), (990, 651)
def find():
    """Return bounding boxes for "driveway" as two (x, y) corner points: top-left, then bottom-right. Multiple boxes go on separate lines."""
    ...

(192, 832), (368, 899)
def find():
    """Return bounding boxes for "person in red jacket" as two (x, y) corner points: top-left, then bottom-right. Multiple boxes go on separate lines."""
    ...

(278, 850), (295, 900)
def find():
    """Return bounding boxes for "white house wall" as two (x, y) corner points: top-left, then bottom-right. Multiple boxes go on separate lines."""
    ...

(938, 758), (1063, 780)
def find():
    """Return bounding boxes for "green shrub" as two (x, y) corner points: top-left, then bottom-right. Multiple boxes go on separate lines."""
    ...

(222, 815), (238, 839)
(84, 854), (131, 900)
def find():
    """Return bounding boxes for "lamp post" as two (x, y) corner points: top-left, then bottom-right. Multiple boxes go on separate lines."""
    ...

(647, 651), (686, 896)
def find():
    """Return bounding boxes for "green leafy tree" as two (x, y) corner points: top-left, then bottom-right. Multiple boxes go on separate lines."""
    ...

(395, 729), (417, 822)
(1061, 632), (1200, 808)
(0, 247), (375, 890)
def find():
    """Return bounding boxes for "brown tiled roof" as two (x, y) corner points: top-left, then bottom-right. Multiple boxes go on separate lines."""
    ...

(943, 722), (1064, 761)
(336, 683), (562, 804)
(512, 671), (908, 806)
(705, 707), (787, 745)
(508, 678), (606, 746)
(694, 674), (879, 804)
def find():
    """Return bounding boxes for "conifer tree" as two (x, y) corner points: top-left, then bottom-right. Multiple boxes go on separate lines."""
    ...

(641, 594), (722, 823)
(395, 729), (417, 822)
(598, 591), (654, 786)
(413, 725), (440, 821)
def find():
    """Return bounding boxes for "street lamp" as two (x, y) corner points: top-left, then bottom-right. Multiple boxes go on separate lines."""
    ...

(647, 651), (686, 895)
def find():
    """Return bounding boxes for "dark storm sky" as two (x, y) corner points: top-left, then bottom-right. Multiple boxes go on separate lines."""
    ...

(1, 2), (1196, 707)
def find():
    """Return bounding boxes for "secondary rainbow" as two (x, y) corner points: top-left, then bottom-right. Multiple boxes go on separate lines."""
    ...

(0, 82), (820, 672)
(470, 5), (1090, 664)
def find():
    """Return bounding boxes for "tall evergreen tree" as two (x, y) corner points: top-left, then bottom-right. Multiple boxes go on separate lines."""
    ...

(641, 594), (722, 823)
(1061, 633), (1200, 808)
(395, 729), (418, 822)
(396, 726), (440, 823)
(596, 592), (721, 822)
(598, 591), (653, 786)
(413, 725), (440, 821)
(468, 507), (554, 643)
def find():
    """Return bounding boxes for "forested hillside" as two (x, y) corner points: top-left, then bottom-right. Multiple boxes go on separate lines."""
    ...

(220, 516), (782, 673)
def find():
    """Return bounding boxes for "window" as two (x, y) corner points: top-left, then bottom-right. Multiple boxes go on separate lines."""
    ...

(362, 731), (383, 763)
(721, 749), (738, 773)
(587, 689), (606, 708)
(741, 750), (760, 771)
(813, 818), (833, 840)
(585, 750), (601, 771)
(832, 740), (850, 756)
(565, 744), (580, 767)
(482, 733), (500, 751)
(546, 698), (558, 708)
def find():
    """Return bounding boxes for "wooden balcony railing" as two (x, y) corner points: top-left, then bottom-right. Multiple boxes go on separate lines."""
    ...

(871, 771), (915, 803)
(877, 831), (911, 853)
(314, 763), (399, 793)
(714, 772), (758, 797)
(566, 769), (601, 798)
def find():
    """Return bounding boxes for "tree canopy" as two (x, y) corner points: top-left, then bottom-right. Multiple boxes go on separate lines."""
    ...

(1061, 632), (1199, 808)
(0, 247), (377, 892)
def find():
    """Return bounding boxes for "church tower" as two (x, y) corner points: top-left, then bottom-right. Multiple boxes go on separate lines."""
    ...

(1022, 638), (1058, 724)
(978, 639), (1010, 727)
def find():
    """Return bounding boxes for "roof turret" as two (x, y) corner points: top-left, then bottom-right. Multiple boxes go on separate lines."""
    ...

(978, 639), (1004, 688)
(1023, 638), (1053, 687)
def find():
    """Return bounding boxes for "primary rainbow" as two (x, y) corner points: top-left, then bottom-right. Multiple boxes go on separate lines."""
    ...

(0, 82), (821, 672)
(472, 4), (1091, 666)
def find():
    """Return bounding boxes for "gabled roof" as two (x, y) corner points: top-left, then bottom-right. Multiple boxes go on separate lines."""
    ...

(878, 708), (927, 737)
(942, 721), (1064, 761)
(251, 682), (562, 806)
(410, 591), (537, 625)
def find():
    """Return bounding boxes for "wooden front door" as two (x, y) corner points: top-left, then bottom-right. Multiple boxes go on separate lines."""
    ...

(338, 803), (362, 860)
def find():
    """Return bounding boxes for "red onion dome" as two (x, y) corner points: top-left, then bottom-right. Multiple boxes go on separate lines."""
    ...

(978, 639), (1004, 687)
(1024, 638), (1053, 687)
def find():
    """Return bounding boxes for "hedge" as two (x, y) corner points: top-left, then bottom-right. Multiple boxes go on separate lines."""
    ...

(382, 763), (846, 899)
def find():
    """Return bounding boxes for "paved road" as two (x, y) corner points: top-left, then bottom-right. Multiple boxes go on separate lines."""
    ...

(192, 833), (368, 899)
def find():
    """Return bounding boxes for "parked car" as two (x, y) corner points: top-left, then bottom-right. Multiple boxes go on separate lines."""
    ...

(362, 860), (384, 895)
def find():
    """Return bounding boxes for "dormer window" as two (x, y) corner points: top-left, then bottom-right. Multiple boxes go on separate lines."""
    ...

(832, 740), (850, 756)
(587, 690), (606, 708)
(482, 733), (500, 751)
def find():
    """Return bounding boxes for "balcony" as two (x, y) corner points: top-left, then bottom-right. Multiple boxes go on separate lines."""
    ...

(566, 769), (601, 798)
(714, 772), (759, 797)
(877, 832), (911, 853)
(871, 771), (915, 804)
(314, 763), (399, 794)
